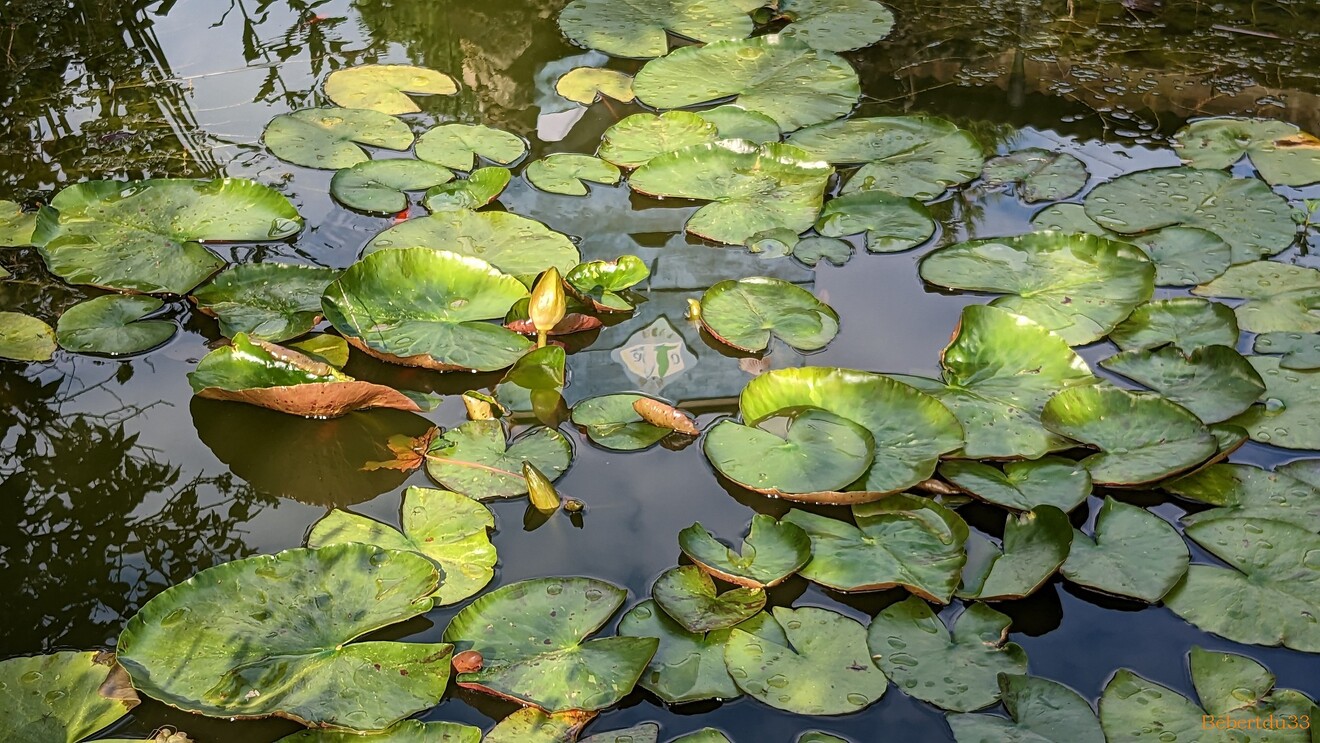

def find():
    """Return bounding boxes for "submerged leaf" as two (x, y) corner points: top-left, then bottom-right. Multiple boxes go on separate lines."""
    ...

(484, 708), (594, 743)
(324, 64), (458, 115)
(793, 237), (853, 267)
(279, 720), (479, 742)
(0, 200), (36, 246)
(263, 108), (413, 169)
(191, 263), (339, 342)
(56, 295), (175, 355)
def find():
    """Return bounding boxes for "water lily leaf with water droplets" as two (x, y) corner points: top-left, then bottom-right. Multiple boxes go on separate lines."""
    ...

(776, 0), (895, 52)
(696, 105), (781, 143)
(1042, 386), (1216, 485)
(191, 263), (339, 342)
(679, 515), (811, 589)
(815, 191), (934, 253)
(424, 419), (571, 500)
(33, 178), (302, 295)
(1194, 261), (1320, 334)
(565, 255), (649, 312)
(793, 237), (852, 267)
(279, 720), (480, 742)
(959, 506), (1072, 600)
(1100, 345), (1264, 424)
(571, 394), (672, 451)
(0, 650), (139, 743)
(1230, 356), (1320, 450)
(704, 409), (875, 498)
(527, 155), (621, 196)
(56, 295), (175, 355)
(443, 577), (658, 711)
(1060, 497), (1188, 602)
(0, 312), (56, 361)
(307, 487), (495, 606)
(330, 160), (454, 214)
(422, 167), (511, 212)
(324, 64), (457, 115)
(484, 707), (594, 743)
(117, 544), (451, 729)
(0, 200), (35, 246)
(599, 112), (718, 169)
(1083, 167), (1295, 263)
(365, 210), (578, 279)
(947, 674), (1103, 743)
(652, 566), (765, 633)
(868, 597), (1027, 712)
(1108, 297), (1239, 352)
(557, 0), (753, 59)
(699, 277), (838, 352)
(1163, 462), (1320, 532)
(264, 108), (413, 169)
(415, 125), (526, 171)
(1174, 117), (1320, 186)
(920, 232), (1154, 345)
(785, 495), (968, 601)
(938, 457), (1091, 512)
(555, 67), (635, 104)
(579, 723), (660, 743)
(633, 36), (860, 131)
(1255, 331), (1320, 369)
(725, 606), (887, 715)
(982, 149), (1087, 203)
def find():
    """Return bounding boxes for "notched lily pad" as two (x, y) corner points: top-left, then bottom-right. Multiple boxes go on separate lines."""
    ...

(365, 210), (578, 279)
(982, 148), (1087, 203)
(279, 720), (479, 742)
(1230, 356), (1320, 450)
(415, 124), (527, 171)
(776, 0), (895, 53)
(555, 67), (635, 104)
(263, 108), (414, 169)
(571, 393), (684, 451)
(0, 311), (57, 362)
(424, 419), (572, 500)
(699, 277), (839, 352)
(1174, 117), (1320, 186)
(696, 105), (781, 144)
(652, 565), (765, 634)
(598, 111), (718, 169)
(1194, 260), (1320, 334)
(1163, 462), (1320, 532)
(947, 674), (1103, 743)
(565, 255), (650, 312)
(330, 160), (454, 214)
(938, 457), (1091, 512)
(815, 191), (935, 253)
(0, 650), (140, 743)
(1100, 344), (1265, 424)
(959, 506), (1072, 601)
(704, 408), (875, 497)
(557, 0), (754, 59)
(324, 64), (458, 115)
(56, 295), (176, 356)
(0, 199), (36, 246)
(1061, 497), (1189, 603)
(191, 262), (339, 342)
(422, 167), (512, 212)
(1108, 297), (1239, 353)
(678, 515), (812, 589)
(1254, 331), (1320, 369)
(793, 237), (853, 267)
(527, 155), (621, 196)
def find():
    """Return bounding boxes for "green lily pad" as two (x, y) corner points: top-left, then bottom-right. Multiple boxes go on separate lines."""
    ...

(671, 730), (732, 743)
(740, 367), (964, 495)
(959, 506), (1072, 601)
(0, 650), (139, 743)
(557, 0), (753, 59)
(652, 566), (765, 633)
(1060, 497), (1189, 602)
(787, 115), (983, 199)
(633, 35), (861, 131)
(415, 124), (526, 171)
(815, 191), (935, 253)
(565, 255), (650, 312)
(938, 457), (1091, 512)
(1100, 345), (1265, 424)
(55, 295), (175, 355)
(484, 708), (594, 743)
(555, 67), (635, 104)
(307, 487), (495, 606)
(0, 312), (56, 362)
(1083, 167), (1296, 263)
(793, 237), (853, 267)
(279, 720), (480, 742)
(570, 394), (674, 451)
(1108, 297), (1240, 353)
(322, 248), (532, 372)
(1165, 462), (1320, 532)
(33, 178), (302, 295)
(1254, 331), (1320, 369)
(1174, 117), (1320, 186)
(598, 112), (718, 169)
(422, 167), (512, 212)
(365, 210), (578, 279)
(117, 544), (450, 728)
(699, 277), (838, 352)
(1041, 386), (1216, 485)
(725, 606), (887, 715)
(696, 105), (781, 143)
(324, 64), (458, 115)
(443, 577), (658, 711)
(776, 0), (895, 52)
(704, 409), (875, 497)
(982, 149), (1087, 203)
(868, 597), (1028, 712)
(1230, 356), (1320, 450)
(1164, 516), (1320, 652)
(330, 159), (454, 214)
(527, 155), (621, 196)
(919, 232), (1155, 345)
(263, 108), (413, 169)
(630, 140), (832, 246)
(1194, 261), (1320, 334)
(424, 419), (572, 500)
(1189, 646), (1317, 718)
(678, 515), (811, 589)
(0, 200), (35, 246)
(191, 263), (339, 342)
(947, 674), (1104, 743)
(784, 495), (968, 602)
(580, 723), (660, 743)
(505, 345), (566, 393)
(797, 735), (849, 743)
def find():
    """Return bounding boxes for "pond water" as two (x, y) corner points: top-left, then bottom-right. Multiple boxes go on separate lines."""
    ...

(3, 0), (1320, 741)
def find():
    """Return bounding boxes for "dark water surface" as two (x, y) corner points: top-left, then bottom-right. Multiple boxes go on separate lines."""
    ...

(3, 0), (1320, 740)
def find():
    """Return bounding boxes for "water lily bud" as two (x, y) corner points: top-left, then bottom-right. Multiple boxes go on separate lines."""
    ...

(530, 267), (566, 347)
(523, 461), (561, 513)
(462, 392), (496, 420)
(686, 298), (702, 320)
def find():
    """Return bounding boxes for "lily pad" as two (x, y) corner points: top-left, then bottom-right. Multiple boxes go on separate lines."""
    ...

(947, 674), (1103, 743)
(725, 606), (887, 715)
(527, 155), (621, 196)
(566, 255), (650, 312)
(117, 544), (450, 728)
(784, 495), (968, 601)
(0, 200), (35, 246)
(678, 516), (811, 589)
(424, 419), (572, 500)
(1041, 386), (1216, 485)
(55, 295), (175, 355)
(1108, 297), (1240, 353)
(422, 167), (512, 212)
(0, 312), (56, 362)
(815, 191), (935, 253)
(704, 409), (875, 497)
(937, 457), (1091, 512)
(415, 124), (526, 171)
(324, 64), (458, 115)
(364, 210), (579, 279)
(307, 487), (495, 605)
(443, 577), (658, 711)
(696, 105), (781, 143)
(598, 112), (718, 169)
(1254, 331), (1320, 369)
(793, 237), (853, 267)
(33, 178), (302, 295)
(322, 248), (532, 372)
(1194, 260), (1320, 334)
(279, 720), (480, 742)
(1083, 167), (1295, 263)
(330, 160), (454, 214)
(580, 723), (660, 743)
(787, 116), (983, 199)
(1163, 462), (1320, 532)
(263, 108), (413, 169)
(776, 0), (895, 53)
(1100, 345), (1265, 424)
(1230, 356), (1320, 450)
(652, 566), (765, 633)
(633, 35), (861, 131)
(867, 597), (1028, 712)
(699, 277), (838, 352)
(959, 506), (1072, 601)
(739, 367), (964, 495)
(1174, 117), (1320, 186)
(982, 149), (1087, 203)
(0, 650), (139, 743)
(506, 346), (566, 392)
(555, 67), (635, 104)
(557, 0), (754, 59)
(484, 707), (593, 743)
(1060, 497), (1189, 602)
(571, 394), (673, 451)
(191, 263), (339, 342)
(630, 140), (832, 246)
(919, 232), (1154, 345)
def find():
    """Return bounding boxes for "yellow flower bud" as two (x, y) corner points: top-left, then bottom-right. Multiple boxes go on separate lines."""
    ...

(523, 461), (561, 513)
(529, 267), (566, 348)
